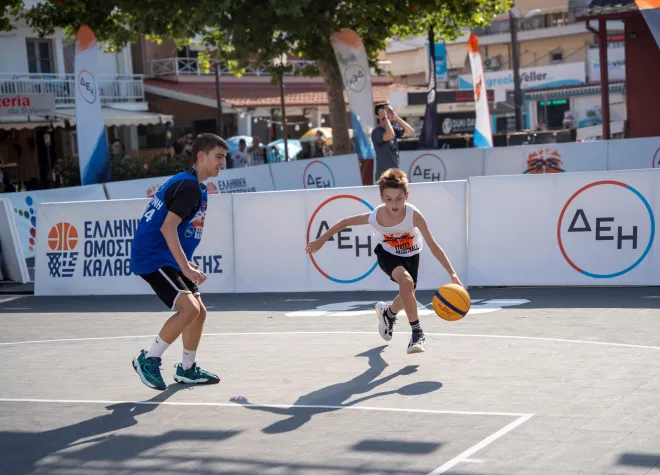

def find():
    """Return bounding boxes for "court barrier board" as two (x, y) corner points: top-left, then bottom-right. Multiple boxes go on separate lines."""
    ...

(4, 185), (107, 260)
(103, 154), (362, 199)
(232, 181), (468, 293)
(34, 180), (468, 295)
(34, 195), (235, 296)
(468, 168), (659, 286)
(0, 198), (30, 283)
(269, 153), (361, 191)
(100, 136), (660, 198)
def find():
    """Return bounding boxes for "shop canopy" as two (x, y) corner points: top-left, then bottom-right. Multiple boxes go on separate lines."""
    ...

(0, 108), (173, 131)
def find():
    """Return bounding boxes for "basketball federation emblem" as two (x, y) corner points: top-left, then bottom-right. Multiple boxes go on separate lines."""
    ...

(46, 222), (80, 278)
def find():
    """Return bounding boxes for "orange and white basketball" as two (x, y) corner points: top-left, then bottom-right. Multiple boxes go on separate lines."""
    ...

(48, 222), (78, 251)
(432, 284), (470, 321)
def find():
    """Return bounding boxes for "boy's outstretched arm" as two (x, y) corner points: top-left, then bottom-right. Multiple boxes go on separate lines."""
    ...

(305, 212), (370, 254)
(413, 210), (464, 287)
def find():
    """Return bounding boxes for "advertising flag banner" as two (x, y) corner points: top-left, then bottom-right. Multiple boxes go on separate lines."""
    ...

(467, 33), (493, 148)
(75, 25), (110, 185)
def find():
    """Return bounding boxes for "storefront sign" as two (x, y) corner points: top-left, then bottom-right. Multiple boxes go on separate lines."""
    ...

(439, 112), (476, 135)
(0, 94), (56, 117)
(587, 47), (625, 82)
(408, 89), (494, 106)
(459, 62), (586, 91)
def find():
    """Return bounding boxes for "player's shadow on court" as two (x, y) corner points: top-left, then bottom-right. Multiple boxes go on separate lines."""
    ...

(0, 384), (236, 475)
(230, 345), (442, 434)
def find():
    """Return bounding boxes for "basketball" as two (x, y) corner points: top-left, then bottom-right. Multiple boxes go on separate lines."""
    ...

(432, 284), (470, 321)
(48, 222), (78, 251)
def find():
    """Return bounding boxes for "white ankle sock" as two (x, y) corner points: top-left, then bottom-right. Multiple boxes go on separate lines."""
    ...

(146, 336), (170, 359)
(182, 349), (196, 370)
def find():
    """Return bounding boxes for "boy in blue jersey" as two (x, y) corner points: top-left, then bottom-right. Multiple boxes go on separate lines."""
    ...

(131, 133), (228, 391)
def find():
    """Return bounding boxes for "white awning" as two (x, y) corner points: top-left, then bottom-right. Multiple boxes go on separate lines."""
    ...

(446, 45), (468, 69)
(0, 108), (174, 130)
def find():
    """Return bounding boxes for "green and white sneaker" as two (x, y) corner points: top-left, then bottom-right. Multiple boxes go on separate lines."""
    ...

(132, 350), (167, 391)
(173, 363), (220, 385)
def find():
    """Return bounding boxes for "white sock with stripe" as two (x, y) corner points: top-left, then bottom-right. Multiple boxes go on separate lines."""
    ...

(182, 349), (196, 370)
(146, 336), (170, 359)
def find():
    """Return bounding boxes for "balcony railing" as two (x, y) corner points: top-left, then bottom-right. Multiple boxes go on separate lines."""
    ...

(149, 58), (391, 77)
(472, 6), (590, 37)
(0, 74), (145, 105)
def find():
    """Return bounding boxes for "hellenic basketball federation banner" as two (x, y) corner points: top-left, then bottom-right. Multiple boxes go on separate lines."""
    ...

(467, 33), (493, 148)
(330, 29), (376, 166)
(75, 25), (110, 185)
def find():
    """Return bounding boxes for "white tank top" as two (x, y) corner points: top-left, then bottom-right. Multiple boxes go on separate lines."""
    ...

(368, 203), (424, 257)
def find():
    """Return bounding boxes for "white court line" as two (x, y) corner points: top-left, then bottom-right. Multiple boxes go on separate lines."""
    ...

(1, 331), (660, 350)
(427, 414), (534, 475)
(0, 397), (534, 474)
(0, 398), (531, 418)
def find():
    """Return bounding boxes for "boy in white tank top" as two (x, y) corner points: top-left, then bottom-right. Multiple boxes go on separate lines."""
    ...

(305, 168), (463, 354)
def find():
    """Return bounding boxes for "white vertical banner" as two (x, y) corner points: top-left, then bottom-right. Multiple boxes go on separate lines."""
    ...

(75, 25), (110, 185)
(330, 29), (377, 166)
(467, 33), (493, 148)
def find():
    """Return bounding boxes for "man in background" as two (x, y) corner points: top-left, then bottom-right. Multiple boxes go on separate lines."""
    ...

(371, 103), (415, 182)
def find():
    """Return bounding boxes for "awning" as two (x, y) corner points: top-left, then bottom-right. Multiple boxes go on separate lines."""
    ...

(524, 81), (626, 99)
(0, 108), (174, 130)
(445, 45), (468, 69)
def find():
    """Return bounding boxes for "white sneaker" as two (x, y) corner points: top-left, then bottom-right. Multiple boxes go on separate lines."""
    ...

(375, 301), (395, 341)
(407, 331), (426, 354)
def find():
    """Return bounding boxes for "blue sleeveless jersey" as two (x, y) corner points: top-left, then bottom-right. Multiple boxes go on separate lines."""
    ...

(131, 171), (208, 275)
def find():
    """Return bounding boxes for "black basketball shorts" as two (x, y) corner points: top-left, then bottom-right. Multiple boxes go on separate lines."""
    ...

(374, 244), (420, 289)
(140, 266), (200, 310)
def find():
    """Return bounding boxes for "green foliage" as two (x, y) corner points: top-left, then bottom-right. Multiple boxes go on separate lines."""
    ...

(56, 153), (192, 187)
(0, 0), (23, 32)
(12, 0), (511, 71)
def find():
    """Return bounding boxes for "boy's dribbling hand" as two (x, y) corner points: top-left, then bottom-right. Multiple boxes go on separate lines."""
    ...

(305, 239), (324, 255)
(184, 261), (207, 285)
(450, 273), (464, 288)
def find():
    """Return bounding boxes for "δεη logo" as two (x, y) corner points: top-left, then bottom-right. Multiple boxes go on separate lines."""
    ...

(77, 70), (97, 104)
(47, 222), (79, 278)
(557, 180), (655, 278)
(307, 195), (377, 284)
(303, 160), (336, 189)
(408, 153), (447, 182)
(344, 64), (367, 92)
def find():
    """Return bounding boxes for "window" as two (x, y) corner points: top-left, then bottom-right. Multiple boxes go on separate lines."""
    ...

(550, 51), (564, 64)
(26, 39), (54, 74)
(63, 40), (75, 74)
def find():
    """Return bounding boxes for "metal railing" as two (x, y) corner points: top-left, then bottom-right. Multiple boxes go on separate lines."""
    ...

(472, 6), (590, 37)
(149, 58), (391, 77)
(0, 73), (145, 105)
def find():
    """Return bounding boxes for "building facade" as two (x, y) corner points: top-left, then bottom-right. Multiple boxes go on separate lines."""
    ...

(0, 11), (172, 190)
(381, 0), (627, 138)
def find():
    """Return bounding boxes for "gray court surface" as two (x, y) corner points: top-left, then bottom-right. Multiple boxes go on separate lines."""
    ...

(1, 287), (660, 475)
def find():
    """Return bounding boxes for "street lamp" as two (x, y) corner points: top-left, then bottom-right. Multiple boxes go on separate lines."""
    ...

(509, 7), (542, 131)
(273, 54), (289, 161)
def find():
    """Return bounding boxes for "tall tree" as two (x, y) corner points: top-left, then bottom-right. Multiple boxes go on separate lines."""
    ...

(6, 0), (511, 153)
